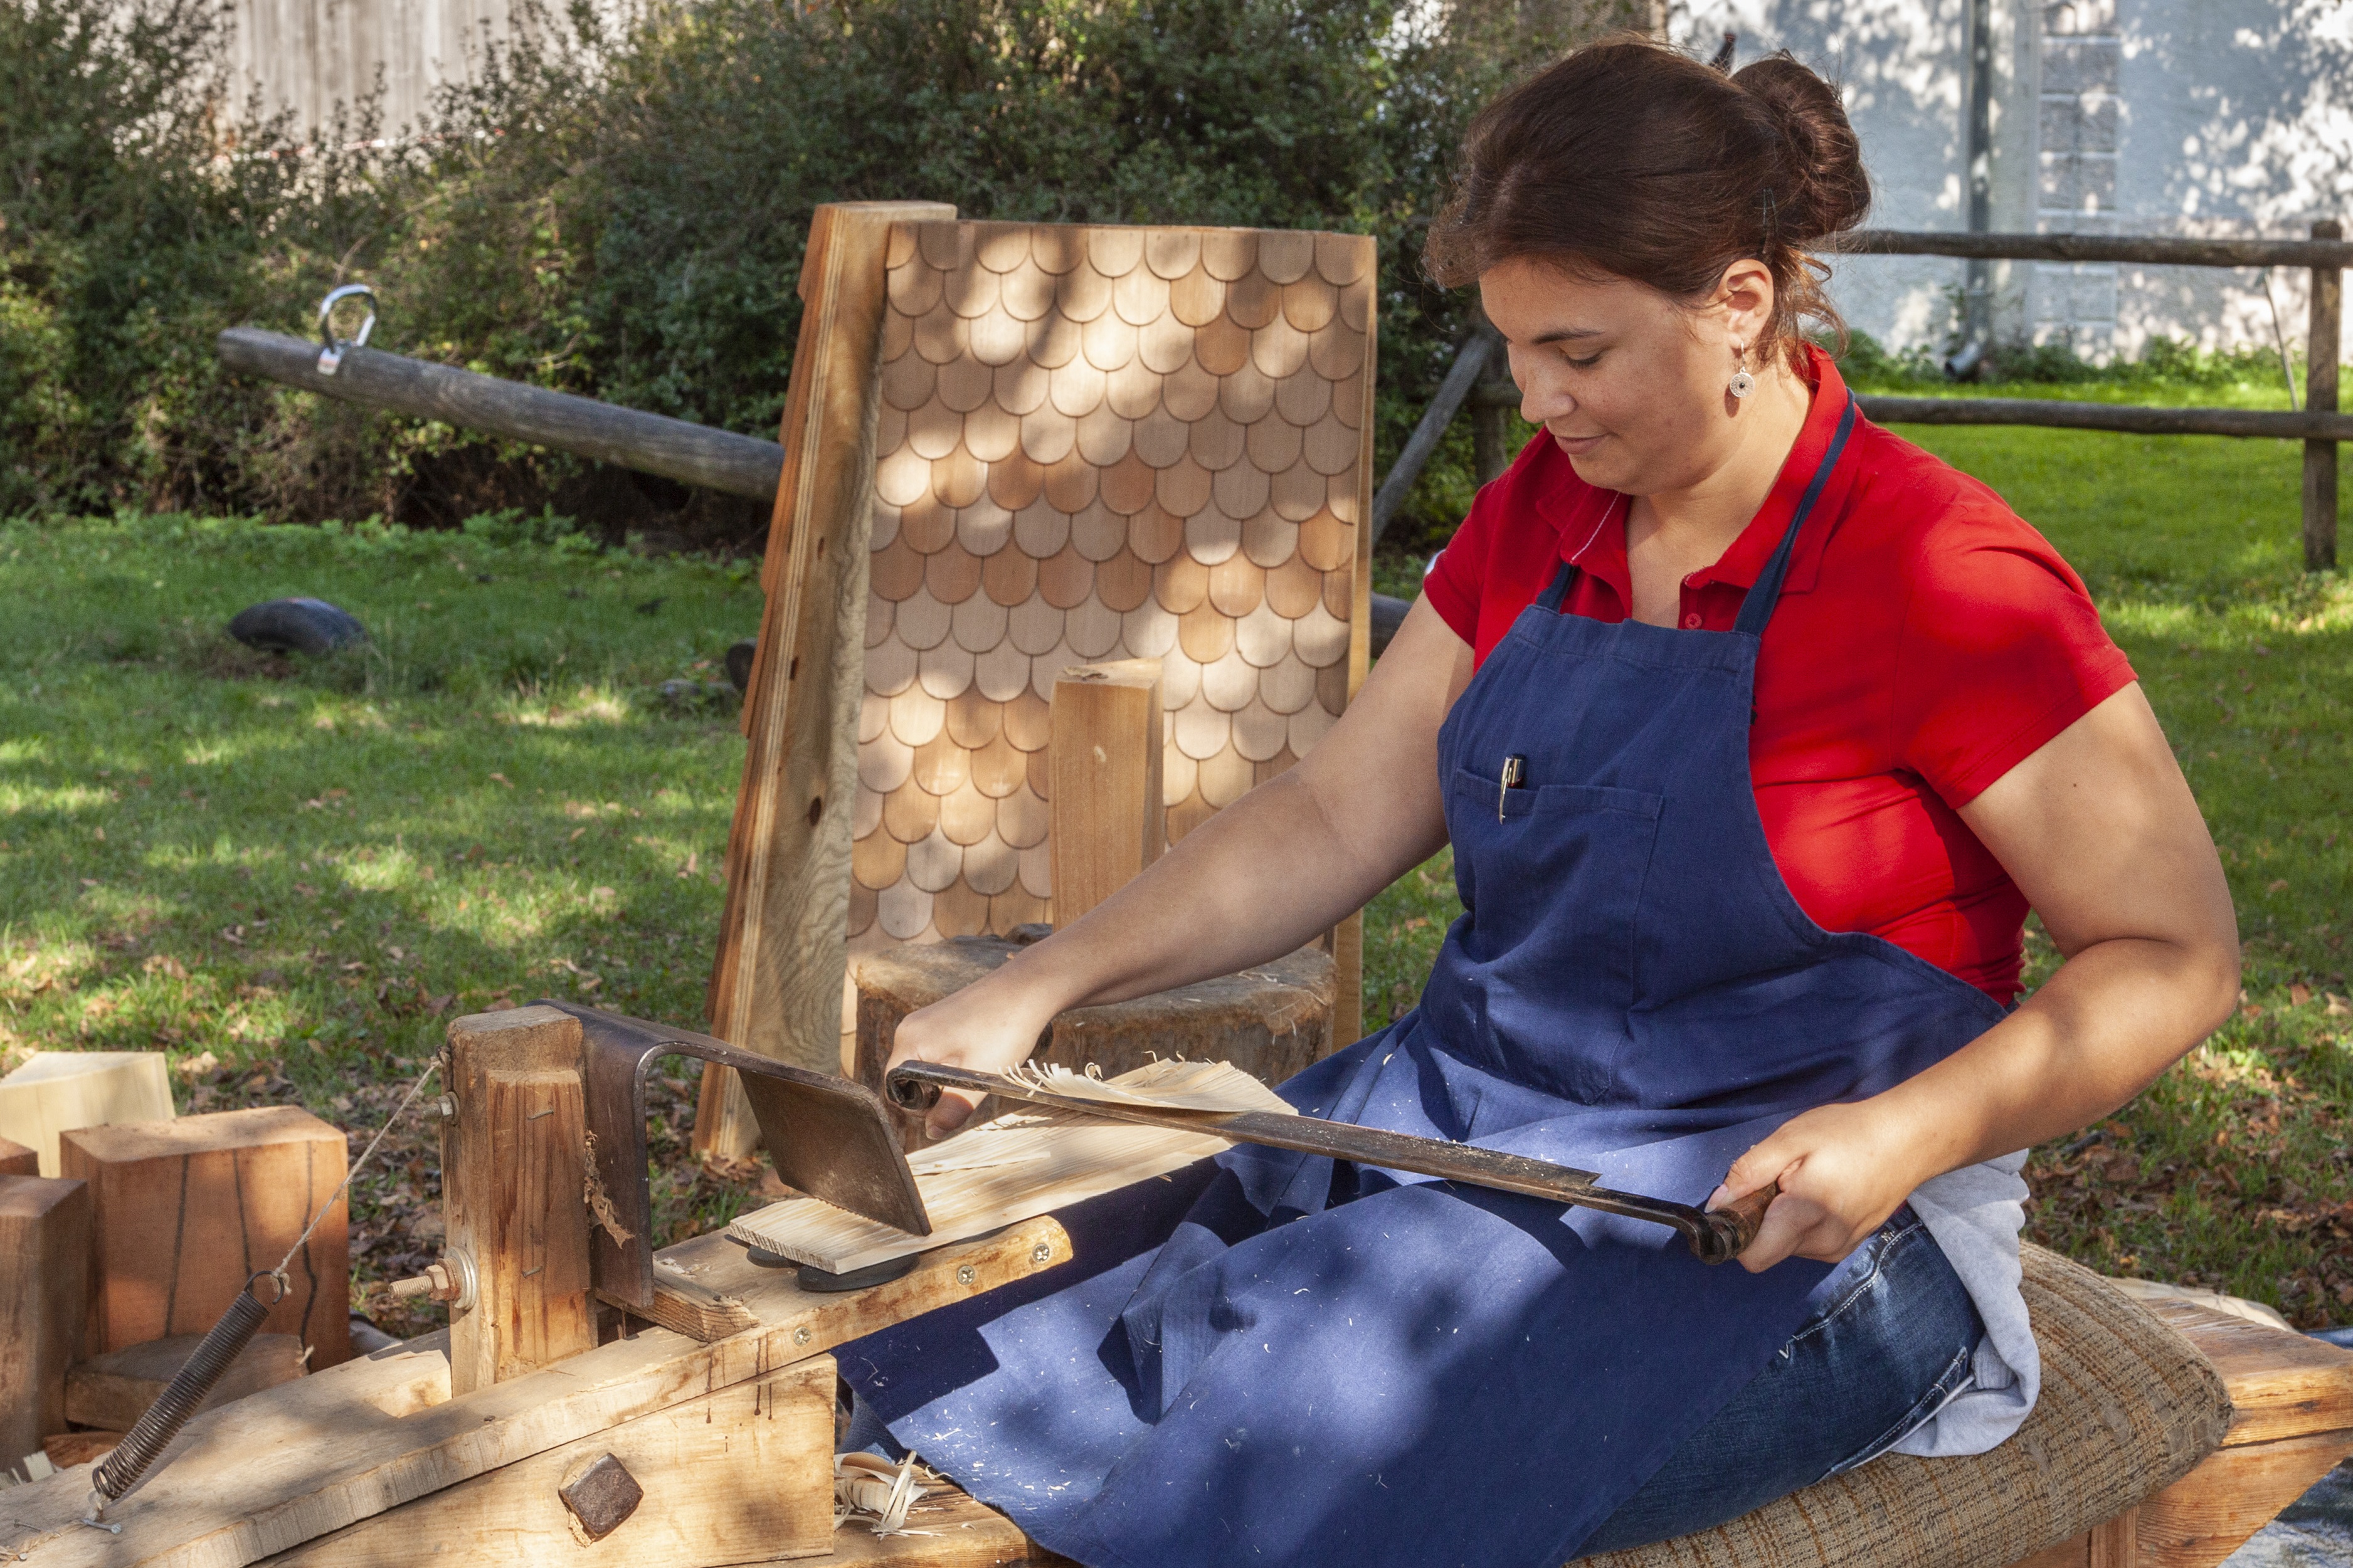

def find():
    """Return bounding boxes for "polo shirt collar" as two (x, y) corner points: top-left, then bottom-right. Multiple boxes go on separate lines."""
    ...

(1545, 345), (1856, 605)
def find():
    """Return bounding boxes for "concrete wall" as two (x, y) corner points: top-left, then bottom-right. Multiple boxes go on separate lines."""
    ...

(1670, 0), (2352, 366)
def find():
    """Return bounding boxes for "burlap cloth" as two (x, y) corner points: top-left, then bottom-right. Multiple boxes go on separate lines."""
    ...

(1572, 1243), (2233, 1567)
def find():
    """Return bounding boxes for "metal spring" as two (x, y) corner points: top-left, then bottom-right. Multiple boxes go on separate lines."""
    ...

(91, 1275), (278, 1508)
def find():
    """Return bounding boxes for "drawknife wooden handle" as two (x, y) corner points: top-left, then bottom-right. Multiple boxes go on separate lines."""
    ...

(1698, 1181), (1779, 1262)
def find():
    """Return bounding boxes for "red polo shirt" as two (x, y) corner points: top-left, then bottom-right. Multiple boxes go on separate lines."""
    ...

(1422, 349), (2135, 1002)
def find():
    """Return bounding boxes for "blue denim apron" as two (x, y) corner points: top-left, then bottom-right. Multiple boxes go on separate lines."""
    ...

(841, 395), (2009, 1567)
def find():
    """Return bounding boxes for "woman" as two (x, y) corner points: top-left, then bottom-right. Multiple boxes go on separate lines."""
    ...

(843, 36), (2239, 1568)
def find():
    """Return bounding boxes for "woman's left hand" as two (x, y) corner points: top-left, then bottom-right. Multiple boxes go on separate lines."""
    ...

(1707, 1098), (1932, 1273)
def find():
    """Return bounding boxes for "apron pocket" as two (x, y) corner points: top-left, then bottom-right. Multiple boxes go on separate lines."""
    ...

(1442, 767), (1664, 1090)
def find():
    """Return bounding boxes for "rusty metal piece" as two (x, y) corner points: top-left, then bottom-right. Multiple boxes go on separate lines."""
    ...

(558, 1453), (643, 1542)
(536, 1001), (928, 1313)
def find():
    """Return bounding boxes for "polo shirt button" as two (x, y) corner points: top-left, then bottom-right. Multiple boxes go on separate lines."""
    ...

(1682, 613), (1703, 629)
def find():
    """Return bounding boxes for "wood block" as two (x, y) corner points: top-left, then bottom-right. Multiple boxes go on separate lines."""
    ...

(854, 935), (1335, 1144)
(65, 1331), (307, 1431)
(0, 1051), (172, 1176)
(0, 1216), (1069, 1567)
(443, 1006), (596, 1394)
(258, 1355), (837, 1566)
(0, 1174), (90, 1467)
(1049, 658), (1165, 926)
(42, 1431), (120, 1470)
(0, 1134), (36, 1177)
(698, 199), (959, 1160)
(60, 1106), (351, 1369)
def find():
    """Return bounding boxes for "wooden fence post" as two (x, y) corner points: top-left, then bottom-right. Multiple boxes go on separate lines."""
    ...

(443, 1006), (596, 1396)
(2307, 219), (2344, 572)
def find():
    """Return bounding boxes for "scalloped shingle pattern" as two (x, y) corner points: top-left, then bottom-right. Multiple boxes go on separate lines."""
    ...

(850, 221), (1375, 949)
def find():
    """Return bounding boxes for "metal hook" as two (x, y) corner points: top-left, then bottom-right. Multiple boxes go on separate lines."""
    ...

(315, 284), (378, 376)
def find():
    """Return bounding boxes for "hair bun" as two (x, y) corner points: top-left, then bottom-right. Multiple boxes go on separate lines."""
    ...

(1732, 54), (1870, 243)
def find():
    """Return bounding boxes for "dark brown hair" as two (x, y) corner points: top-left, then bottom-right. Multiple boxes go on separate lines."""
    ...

(1425, 34), (1870, 371)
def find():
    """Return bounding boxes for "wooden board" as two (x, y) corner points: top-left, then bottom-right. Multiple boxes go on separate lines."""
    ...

(852, 935), (1333, 1144)
(256, 1357), (837, 1566)
(65, 1332), (307, 1431)
(2140, 1297), (2353, 1446)
(729, 1060), (1282, 1273)
(0, 1135), (36, 1177)
(60, 1105), (350, 1367)
(0, 1051), (172, 1177)
(698, 198), (959, 1159)
(1048, 659), (1164, 925)
(0, 1174), (89, 1467)
(0, 1216), (1070, 1568)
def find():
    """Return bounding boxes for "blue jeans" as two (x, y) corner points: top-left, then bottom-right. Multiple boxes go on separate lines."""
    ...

(1577, 1205), (1985, 1553)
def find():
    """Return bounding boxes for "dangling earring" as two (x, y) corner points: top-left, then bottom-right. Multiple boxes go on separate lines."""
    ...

(1728, 342), (1756, 400)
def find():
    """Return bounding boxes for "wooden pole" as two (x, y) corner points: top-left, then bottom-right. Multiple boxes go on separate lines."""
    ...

(1470, 382), (1515, 487)
(1369, 329), (1495, 544)
(1048, 660), (1166, 927)
(2306, 219), (2344, 572)
(1857, 396), (2353, 440)
(1837, 229), (2353, 269)
(443, 1007), (596, 1396)
(216, 329), (784, 502)
(696, 201), (955, 1159)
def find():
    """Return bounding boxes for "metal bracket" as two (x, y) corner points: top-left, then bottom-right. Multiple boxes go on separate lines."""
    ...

(315, 283), (377, 376)
(534, 1001), (928, 1313)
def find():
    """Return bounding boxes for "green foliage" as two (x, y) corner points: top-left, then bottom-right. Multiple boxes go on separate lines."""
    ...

(1, 0), (1648, 528)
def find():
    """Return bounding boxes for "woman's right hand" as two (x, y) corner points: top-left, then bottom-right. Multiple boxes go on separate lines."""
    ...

(885, 965), (1063, 1139)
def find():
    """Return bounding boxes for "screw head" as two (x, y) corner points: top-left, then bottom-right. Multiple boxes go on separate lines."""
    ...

(1030, 1242), (1053, 1264)
(793, 1325), (812, 1346)
(956, 1264), (978, 1286)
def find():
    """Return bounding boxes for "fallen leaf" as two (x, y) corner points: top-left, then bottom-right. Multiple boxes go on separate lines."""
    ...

(489, 772), (513, 788)
(2267, 878), (2290, 893)
(2290, 984), (2312, 1006)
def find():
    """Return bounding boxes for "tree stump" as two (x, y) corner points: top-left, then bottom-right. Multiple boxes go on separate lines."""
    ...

(852, 936), (1336, 1145)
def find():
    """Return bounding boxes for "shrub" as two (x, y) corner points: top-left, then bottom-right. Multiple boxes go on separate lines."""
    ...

(3, 0), (1647, 532)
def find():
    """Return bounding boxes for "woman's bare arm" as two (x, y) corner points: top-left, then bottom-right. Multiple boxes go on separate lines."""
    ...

(1718, 682), (2240, 1269)
(887, 597), (1477, 1135)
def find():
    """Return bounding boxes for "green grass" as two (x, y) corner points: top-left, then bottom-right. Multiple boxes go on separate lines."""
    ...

(0, 513), (771, 1335)
(7, 399), (2352, 1335)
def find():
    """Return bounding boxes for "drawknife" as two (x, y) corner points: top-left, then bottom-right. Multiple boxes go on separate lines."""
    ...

(886, 1061), (1777, 1265)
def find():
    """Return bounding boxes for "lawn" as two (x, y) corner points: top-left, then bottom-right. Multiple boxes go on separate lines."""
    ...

(3, 393), (2349, 1337)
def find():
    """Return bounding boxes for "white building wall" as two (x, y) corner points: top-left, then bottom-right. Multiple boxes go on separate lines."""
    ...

(1671, 0), (2353, 366)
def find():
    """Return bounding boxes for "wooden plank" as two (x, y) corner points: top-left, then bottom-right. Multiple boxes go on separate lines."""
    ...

(2146, 1297), (2353, 1446)
(593, 1275), (758, 1343)
(0, 1174), (89, 1467)
(442, 1006), (596, 1393)
(66, 1332), (307, 1430)
(2134, 1428), (2353, 1567)
(0, 1135), (36, 1177)
(2004, 1539), (2088, 1568)
(1836, 228), (2353, 270)
(2085, 1507), (2135, 1568)
(699, 199), (957, 1157)
(0, 1217), (1071, 1568)
(60, 1106), (351, 1367)
(730, 1061), (1280, 1273)
(0, 1051), (172, 1177)
(1048, 660), (1165, 927)
(256, 1357), (837, 1567)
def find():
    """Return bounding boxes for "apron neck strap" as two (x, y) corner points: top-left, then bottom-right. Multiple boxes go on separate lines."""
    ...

(1532, 394), (1857, 632)
(1732, 392), (1858, 638)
